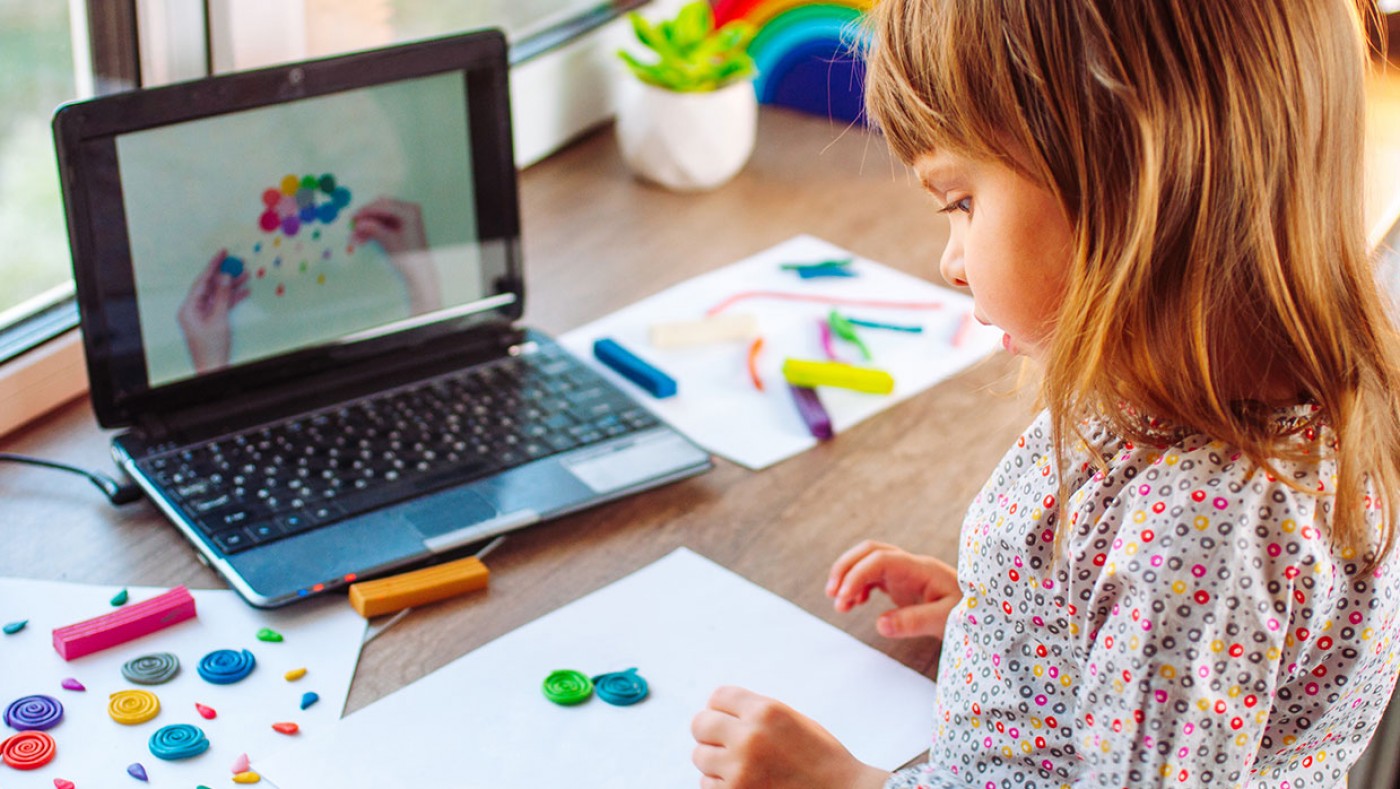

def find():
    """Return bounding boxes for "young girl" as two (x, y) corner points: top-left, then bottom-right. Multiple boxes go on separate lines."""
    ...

(689, 1), (1400, 786)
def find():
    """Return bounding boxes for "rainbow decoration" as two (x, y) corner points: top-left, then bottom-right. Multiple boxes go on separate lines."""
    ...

(714, 0), (873, 123)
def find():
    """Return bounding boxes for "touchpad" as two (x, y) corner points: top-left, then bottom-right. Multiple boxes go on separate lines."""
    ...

(401, 486), (499, 540)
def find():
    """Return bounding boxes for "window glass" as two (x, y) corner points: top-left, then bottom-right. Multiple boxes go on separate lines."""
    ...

(302, 0), (617, 58)
(0, 2), (79, 319)
(214, 0), (634, 73)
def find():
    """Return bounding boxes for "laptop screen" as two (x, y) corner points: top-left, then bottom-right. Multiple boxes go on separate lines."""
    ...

(56, 31), (522, 427)
(118, 70), (489, 388)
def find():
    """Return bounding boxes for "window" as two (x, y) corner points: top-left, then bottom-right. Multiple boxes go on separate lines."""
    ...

(0, 2), (84, 352)
(209, 0), (640, 71)
(0, 0), (654, 374)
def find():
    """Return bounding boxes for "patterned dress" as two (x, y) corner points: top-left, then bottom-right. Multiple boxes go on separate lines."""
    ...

(886, 407), (1400, 788)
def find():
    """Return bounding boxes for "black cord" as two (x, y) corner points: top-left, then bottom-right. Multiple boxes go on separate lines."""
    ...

(0, 452), (144, 506)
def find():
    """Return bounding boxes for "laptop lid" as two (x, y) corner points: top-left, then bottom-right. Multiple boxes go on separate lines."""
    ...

(54, 29), (523, 431)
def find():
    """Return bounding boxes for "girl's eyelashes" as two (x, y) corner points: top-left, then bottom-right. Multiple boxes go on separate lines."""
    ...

(938, 196), (973, 215)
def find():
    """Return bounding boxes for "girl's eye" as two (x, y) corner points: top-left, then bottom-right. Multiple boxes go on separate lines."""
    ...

(939, 196), (972, 215)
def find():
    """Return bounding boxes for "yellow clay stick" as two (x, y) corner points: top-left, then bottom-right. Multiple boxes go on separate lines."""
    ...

(780, 359), (895, 394)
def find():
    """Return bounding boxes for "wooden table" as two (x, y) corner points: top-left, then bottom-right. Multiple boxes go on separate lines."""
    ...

(0, 107), (1038, 715)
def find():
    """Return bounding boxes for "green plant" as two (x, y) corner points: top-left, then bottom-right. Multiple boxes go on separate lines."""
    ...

(617, 1), (757, 92)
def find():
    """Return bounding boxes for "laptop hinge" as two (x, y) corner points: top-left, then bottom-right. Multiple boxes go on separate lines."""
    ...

(144, 324), (528, 446)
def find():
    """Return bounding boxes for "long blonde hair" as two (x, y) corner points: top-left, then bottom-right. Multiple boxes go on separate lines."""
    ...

(865, 0), (1400, 568)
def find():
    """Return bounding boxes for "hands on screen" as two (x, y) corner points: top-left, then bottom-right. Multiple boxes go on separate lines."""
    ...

(177, 249), (249, 373)
(352, 197), (443, 316)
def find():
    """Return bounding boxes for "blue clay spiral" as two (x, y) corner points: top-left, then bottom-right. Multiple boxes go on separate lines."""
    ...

(196, 649), (256, 684)
(149, 723), (209, 760)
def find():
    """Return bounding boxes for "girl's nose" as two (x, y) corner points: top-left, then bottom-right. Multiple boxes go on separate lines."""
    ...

(940, 239), (968, 289)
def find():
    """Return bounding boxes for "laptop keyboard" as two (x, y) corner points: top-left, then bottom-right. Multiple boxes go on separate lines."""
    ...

(135, 344), (660, 555)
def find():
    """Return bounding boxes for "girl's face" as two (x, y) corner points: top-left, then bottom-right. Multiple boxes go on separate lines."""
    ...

(914, 150), (1074, 362)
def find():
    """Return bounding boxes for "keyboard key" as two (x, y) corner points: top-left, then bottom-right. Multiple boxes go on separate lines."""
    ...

(211, 529), (253, 554)
(246, 522), (283, 543)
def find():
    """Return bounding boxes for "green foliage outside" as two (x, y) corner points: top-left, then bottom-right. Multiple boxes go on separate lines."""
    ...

(0, 3), (77, 316)
(617, 1), (757, 93)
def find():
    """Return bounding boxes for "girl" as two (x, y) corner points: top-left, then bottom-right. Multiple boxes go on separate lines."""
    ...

(689, 1), (1400, 787)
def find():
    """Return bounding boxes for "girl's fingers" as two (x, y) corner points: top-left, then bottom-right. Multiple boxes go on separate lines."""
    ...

(833, 550), (901, 612)
(826, 540), (896, 596)
(351, 216), (391, 242)
(691, 708), (741, 746)
(876, 594), (961, 640)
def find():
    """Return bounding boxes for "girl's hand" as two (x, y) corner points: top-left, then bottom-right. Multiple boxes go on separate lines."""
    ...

(351, 197), (442, 315)
(691, 686), (889, 789)
(826, 540), (962, 640)
(177, 249), (249, 373)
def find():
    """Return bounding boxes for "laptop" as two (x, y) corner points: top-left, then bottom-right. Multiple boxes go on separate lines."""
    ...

(53, 29), (712, 608)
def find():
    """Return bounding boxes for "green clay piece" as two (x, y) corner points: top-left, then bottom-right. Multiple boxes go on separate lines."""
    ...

(256, 628), (284, 643)
(111, 589), (129, 606)
(828, 310), (872, 361)
(2, 620), (27, 635)
(300, 174), (318, 190)
(542, 669), (593, 705)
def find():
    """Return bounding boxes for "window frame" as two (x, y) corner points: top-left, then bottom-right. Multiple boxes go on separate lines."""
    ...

(0, 0), (659, 396)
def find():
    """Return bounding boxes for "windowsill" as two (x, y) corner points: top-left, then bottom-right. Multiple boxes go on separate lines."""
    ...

(0, 329), (88, 439)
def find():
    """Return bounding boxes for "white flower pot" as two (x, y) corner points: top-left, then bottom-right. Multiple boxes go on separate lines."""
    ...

(616, 79), (758, 192)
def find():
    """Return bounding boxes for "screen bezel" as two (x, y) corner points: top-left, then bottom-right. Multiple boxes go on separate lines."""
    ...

(54, 29), (522, 428)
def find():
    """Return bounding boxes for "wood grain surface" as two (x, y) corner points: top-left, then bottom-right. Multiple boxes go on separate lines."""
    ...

(0, 107), (1039, 714)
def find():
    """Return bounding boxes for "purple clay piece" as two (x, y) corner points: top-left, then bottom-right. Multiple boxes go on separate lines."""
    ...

(789, 384), (834, 441)
(128, 762), (149, 781)
(4, 694), (64, 730)
(281, 216), (301, 237)
(61, 678), (86, 692)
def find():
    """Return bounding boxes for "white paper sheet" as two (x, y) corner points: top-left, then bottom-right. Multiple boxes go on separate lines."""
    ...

(559, 235), (1002, 469)
(0, 580), (365, 787)
(260, 548), (937, 789)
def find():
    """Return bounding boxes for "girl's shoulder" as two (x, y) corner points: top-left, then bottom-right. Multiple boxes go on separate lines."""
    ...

(1068, 403), (1376, 570)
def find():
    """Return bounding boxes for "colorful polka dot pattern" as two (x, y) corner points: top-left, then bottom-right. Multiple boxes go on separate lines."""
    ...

(258, 173), (351, 238)
(886, 407), (1400, 788)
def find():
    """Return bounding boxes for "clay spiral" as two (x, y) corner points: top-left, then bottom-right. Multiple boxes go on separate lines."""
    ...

(0, 730), (56, 769)
(108, 689), (161, 725)
(3, 695), (63, 731)
(541, 669), (593, 705)
(591, 668), (650, 706)
(197, 648), (257, 684)
(122, 652), (181, 685)
(149, 723), (210, 760)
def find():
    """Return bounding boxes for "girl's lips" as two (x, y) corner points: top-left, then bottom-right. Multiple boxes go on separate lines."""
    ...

(1002, 333), (1013, 352)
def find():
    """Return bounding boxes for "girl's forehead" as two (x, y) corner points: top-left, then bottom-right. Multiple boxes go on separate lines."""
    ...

(913, 150), (983, 190)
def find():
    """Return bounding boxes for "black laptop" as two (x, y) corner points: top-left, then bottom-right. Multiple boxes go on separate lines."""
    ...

(53, 29), (711, 608)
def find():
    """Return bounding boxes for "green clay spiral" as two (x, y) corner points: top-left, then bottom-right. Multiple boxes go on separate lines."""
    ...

(542, 669), (593, 705)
